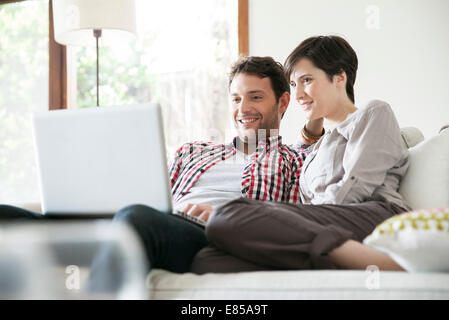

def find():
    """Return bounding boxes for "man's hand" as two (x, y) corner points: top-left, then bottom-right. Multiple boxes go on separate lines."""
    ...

(183, 203), (214, 222)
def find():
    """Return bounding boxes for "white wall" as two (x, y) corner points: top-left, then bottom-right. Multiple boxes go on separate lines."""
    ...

(249, 0), (449, 143)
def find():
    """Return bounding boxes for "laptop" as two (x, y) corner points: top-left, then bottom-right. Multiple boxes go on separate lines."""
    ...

(31, 103), (206, 227)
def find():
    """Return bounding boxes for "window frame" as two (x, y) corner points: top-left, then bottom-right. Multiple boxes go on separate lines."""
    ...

(238, 0), (249, 56)
(48, 0), (67, 109)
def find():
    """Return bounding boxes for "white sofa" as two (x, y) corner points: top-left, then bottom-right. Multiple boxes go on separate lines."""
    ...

(147, 269), (449, 299)
(8, 127), (449, 300)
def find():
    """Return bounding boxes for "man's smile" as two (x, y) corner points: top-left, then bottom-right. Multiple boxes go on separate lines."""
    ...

(237, 116), (261, 127)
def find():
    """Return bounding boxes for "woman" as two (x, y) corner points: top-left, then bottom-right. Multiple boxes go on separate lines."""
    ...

(190, 35), (410, 273)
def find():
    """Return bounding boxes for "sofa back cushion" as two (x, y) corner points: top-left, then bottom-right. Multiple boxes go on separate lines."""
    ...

(399, 128), (449, 210)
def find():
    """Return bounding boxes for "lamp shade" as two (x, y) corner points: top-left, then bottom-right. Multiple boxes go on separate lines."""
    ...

(52, 0), (137, 47)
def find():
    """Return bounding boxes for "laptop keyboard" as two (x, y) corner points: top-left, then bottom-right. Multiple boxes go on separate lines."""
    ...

(172, 210), (207, 228)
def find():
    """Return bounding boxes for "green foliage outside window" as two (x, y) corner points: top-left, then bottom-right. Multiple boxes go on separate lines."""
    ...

(0, 0), (48, 202)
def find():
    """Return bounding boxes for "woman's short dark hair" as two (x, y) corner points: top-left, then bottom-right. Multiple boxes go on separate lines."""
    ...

(228, 56), (290, 102)
(284, 35), (358, 103)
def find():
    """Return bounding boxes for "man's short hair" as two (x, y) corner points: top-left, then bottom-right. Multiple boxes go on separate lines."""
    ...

(228, 56), (290, 102)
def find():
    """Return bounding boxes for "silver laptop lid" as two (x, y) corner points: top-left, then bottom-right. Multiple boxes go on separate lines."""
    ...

(31, 103), (172, 215)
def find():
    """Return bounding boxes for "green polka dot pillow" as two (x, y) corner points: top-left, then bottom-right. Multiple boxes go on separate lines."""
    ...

(363, 207), (449, 272)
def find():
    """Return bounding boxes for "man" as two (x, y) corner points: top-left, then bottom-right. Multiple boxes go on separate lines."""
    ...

(169, 56), (310, 221)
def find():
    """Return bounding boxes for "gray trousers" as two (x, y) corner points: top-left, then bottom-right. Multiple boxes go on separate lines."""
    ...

(190, 198), (405, 274)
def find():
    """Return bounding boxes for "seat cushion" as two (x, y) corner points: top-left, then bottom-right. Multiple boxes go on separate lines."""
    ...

(147, 269), (449, 299)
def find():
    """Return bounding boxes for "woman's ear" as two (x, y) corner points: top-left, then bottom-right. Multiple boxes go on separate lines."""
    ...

(333, 70), (347, 87)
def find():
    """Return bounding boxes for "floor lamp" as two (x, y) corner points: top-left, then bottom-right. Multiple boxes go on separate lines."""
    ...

(52, 0), (136, 107)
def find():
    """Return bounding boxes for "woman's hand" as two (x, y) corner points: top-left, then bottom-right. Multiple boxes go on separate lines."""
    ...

(305, 118), (324, 137)
(183, 203), (214, 222)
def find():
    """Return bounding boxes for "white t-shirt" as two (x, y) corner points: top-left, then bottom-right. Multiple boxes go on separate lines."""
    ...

(173, 150), (248, 212)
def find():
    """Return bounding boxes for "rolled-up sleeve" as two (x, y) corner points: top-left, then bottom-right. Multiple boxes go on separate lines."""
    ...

(315, 102), (408, 204)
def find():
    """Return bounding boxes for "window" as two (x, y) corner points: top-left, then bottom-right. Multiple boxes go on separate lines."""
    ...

(0, 0), (246, 203)
(68, 0), (239, 157)
(0, 0), (49, 202)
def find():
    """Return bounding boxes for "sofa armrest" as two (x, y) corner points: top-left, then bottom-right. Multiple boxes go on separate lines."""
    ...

(400, 127), (424, 149)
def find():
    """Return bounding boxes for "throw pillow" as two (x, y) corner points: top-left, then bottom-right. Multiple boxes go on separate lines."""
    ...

(363, 207), (449, 272)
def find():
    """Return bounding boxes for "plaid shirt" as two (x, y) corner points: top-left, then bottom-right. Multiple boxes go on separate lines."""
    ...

(169, 136), (309, 204)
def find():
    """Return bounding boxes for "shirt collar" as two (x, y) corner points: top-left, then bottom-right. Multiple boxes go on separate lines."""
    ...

(334, 108), (360, 139)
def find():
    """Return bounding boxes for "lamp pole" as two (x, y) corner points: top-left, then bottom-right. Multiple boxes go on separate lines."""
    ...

(93, 29), (102, 107)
